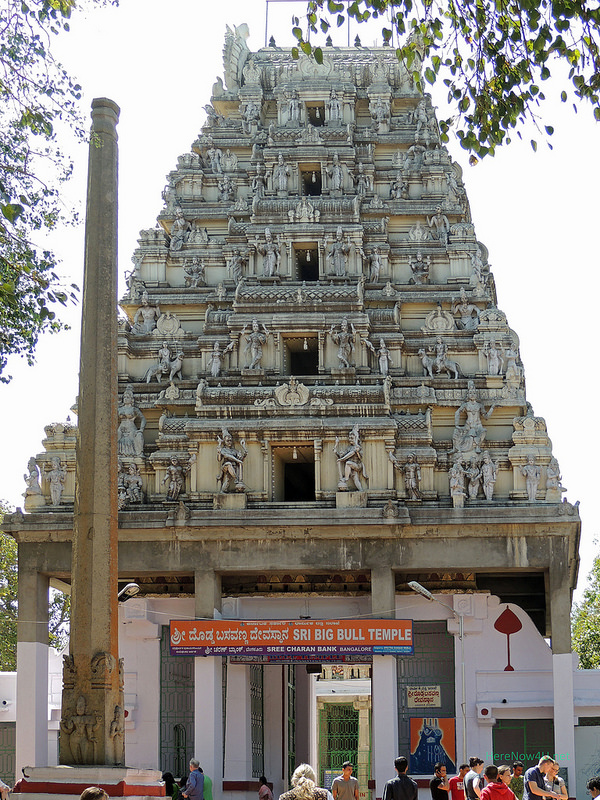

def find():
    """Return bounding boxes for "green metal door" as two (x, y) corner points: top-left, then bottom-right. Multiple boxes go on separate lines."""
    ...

(318, 704), (359, 786)
(160, 625), (194, 777)
(0, 723), (15, 785)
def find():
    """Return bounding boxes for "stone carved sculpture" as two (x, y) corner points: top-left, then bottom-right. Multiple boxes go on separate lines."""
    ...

(131, 291), (160, 335)
(109, 705), (125, 765)
(144, 343), (177, 384)
(545, 456), (566, 500)
(240, 100), (260, 133)
(289, 196), (320, 223)
(117, 385), (146, 457)
(481, 450), (498, 500)
(370, 97), (390, 130)
(452, 380), (496, 456)
(252, 164), (268, 199)
(466, 456), (482, 500)
(228, 249), (249, 284)
(409, 251), (431, 284)
(183, 257), (205, 288)
(427, 206), (450, 247)
(44, 457), (66, 506)
(208, 340), (235, 377)
(274, 377), (310, 406)
(169, 207), (191, 252)
(329, 318), (356, 368)
(449, 459), (466, 508)
(287, 90), (301, 124)
(349, 162), (370, 196)
(452, 288), (480, 330)
(256, 228), (281, 277)
(24, 457), (42, 498)
(205, 137), (223, 173)
(408, 221), (431, 242)
(222, 149), (238, 172)
(327, 89), (342, 121)
(390, 452), (421, 499)
(326, 152), (344, 192)
(504, 345), (523, 388)
(162, 455), (195, 501)
(412, 99), (428, 142)
(272, 152), (290, 193)
(60, 695), (100, 764)
(483, 341), (504, 375)
(421, 306), (455, 333)
(390, 171), (409, 200)
(333, 425), (368, 492)
(241, 319), (270, 369)
(325, 227), (351, 276)
(363, 336), (393, 375)
(521, 456), (540, 501)
(418, 337), (460, 379)
(358, 246), (383, 283)
(218, 174), (235, 202)
(217, 428), (247, 493)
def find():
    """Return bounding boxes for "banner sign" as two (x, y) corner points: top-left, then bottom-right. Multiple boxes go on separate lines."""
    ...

(169, 618), (413, 659)
(407, 685), (441, 708)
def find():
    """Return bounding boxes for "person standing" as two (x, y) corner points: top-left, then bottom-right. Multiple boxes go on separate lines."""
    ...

(182, 759), (204, 800)
(480, 766), (515, 800)
(259, 777), (274, 800)
(449, 764), (469, 800)
(523, 757), (560, 800)
(430, 763), (450, 800)
(332, 762), (359, 800)
(510, 763), (524, 800)
(586, 777), (600, 799)
(382, 756), (418, 800)
(544, 762), (567, 799)
(464, 758), (485, 800)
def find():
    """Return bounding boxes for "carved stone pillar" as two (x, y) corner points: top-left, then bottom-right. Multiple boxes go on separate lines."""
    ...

(353, 698), (372, 795)
(60, 98), (123, 766)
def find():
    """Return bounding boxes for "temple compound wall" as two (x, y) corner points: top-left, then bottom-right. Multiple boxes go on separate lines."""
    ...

(5, 21), (586, 800)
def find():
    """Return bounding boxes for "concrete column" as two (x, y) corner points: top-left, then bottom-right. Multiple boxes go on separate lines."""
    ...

(371, 656), (397, 799)
(61, 97), (122, 766)
(16, 559), (49, 774)
(353, 698), (372, 799)
(549, 558), (571, 654)
(223, 665), (252, 780)
(553, 653), (576, 792)
(371, 567), (395, 619)
(195, 571), (222, 797)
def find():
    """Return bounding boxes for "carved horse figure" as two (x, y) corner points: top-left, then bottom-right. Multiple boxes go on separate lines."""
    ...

(417, 348), (461, 380)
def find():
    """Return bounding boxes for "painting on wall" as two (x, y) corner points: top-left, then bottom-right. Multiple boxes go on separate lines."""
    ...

(410, 717), (456, 774)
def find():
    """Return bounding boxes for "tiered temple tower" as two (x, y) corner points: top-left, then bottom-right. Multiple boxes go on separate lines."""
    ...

(8, 23), (580, 799)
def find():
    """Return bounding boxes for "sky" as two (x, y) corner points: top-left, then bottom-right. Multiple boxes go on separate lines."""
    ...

(0, 0), (598, 601)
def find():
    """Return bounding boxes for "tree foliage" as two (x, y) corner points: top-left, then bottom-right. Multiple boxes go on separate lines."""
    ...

(572, 549), (600, 669)
(293, 0), (600, 159)
(0, 501), (71, 670)
(0, 0), (89, 382)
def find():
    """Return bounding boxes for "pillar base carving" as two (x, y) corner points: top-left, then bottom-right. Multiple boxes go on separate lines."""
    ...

(336, 491), (367, 508)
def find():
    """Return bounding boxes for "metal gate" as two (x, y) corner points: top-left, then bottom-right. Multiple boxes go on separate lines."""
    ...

(160, 625), (194, 777)
(0, 723), (15, 786)
(318, 704), (359, 786)
(250, 664), (264, 778)
(287, 665), (296, 783)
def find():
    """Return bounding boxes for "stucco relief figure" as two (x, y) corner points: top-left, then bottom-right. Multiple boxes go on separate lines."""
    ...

(218, 174), (235, 202)
(208, 340), (234, 378)
(546, 456), (565, 494)
(390, 452), (421, 499)
(256, 228), (281, 277)
(418, 337), (460, 379)
(466, 457), (482, 499)
(413, 99), (428, 141)
(217, 428), (247, 493)
(118, 385), (146, 457)
(452, 380), (496, 456)
(183, 257), (205, 288)
(169, 207), (191, 252)
(349, 162), (370, 196)
(326, 152), (344, 191)
(287, 90), (300, 124)
(390, 171), (409, 200)
(327, 89), (342, 121)
(453, 288), (480, 330)
(123, 463), (143, 504)
(364, 337), (393, 375)
(272, 152), (291, 193)
(241, 318), (270, 369)
(481, 450), (498, 501)
(206, 138), (223, 173)
(252, 164), (268, 199)
(227, 249), (248, 285)
(370, 97), (390, 129)
(334, 425), (369, 492)
(44, 457), (66, 506)
(60, 695), (100, 764)
(131, 291), (160, 335)
(240, 99), (260, 133)
(329, 318), (356, 368)
(325, 227), (351, 276)
(521, 456), (540, 501)
(162, 455), (194, 501)
(449, 459), (466, 508)
(144, 341), (171, 383)
(24, 457), (42, 497)
(109, 705), (125, 765)
(504, 345), (523, 386)
(483, 341), (504, 375)
(427, 206), (450, 246)
(222, 149), (238, 172)
(409, 250), (431, 284)
(358, 246), (383, 283)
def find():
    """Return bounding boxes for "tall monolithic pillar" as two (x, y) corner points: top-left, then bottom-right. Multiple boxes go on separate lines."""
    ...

(59, 98), (123, 766)
(16, 553), (49, 772)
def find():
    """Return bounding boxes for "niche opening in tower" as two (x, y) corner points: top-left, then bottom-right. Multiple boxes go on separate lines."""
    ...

(305, 103), (325, 126)
(285, 336), (319, 375)
(300, 165), (322, 196)
(296, 245), (319, 281)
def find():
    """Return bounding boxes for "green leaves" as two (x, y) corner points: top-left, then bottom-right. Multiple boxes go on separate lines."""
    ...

(572, 549), (600, 669)
(295, 0), (600, 159)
